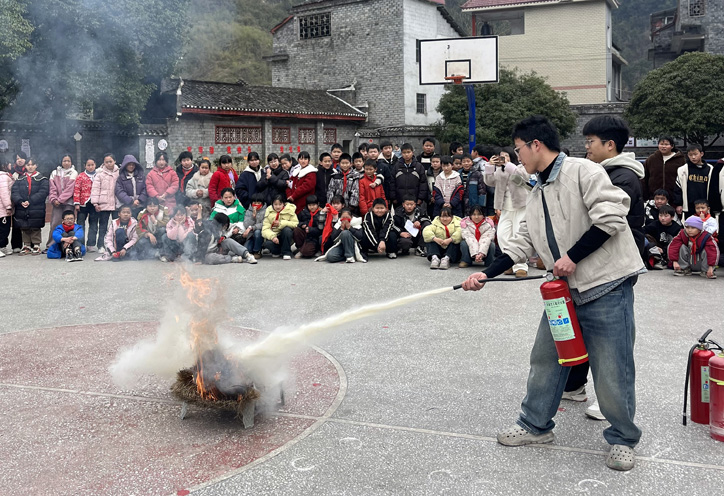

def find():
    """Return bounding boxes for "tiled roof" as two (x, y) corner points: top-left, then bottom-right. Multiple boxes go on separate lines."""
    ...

(175, 79), (366, 120)
(462, 0), (555, 10)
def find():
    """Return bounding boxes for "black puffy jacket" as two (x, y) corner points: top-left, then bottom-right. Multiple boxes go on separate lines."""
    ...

(12, 174), (49, 229)
(607, 166), (645, 255)
(389, 158), (428, 204)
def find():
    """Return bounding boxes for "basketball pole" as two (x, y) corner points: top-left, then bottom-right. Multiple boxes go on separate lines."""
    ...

(446, 75), (476, 153)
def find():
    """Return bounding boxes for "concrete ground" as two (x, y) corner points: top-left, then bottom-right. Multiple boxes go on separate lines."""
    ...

(1, 248), (723, 495)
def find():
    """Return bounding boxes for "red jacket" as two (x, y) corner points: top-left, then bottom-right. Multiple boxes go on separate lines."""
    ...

(286, 165), (317, 214)
(209, 168), (238, 204)
(359, 173), (386, 215)
(73, 172), (94, 206)
(668, 230), (719, 267)
(146, 166), (180, 209)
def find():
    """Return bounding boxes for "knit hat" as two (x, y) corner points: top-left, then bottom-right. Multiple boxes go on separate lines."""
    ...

(684, 215), (703, 230)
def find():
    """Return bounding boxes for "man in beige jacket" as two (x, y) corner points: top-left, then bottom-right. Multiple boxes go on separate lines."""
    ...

(461, 115), (645, 471)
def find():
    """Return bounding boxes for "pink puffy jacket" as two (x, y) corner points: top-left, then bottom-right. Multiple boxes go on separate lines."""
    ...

(146, 166), (179, 209)
(0, 171), (14, 217)
(91, 165), (119, 211)
(165, 217), (195, 242)
(48, 167), (78, 205)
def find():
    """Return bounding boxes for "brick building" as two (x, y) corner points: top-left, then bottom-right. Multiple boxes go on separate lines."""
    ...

(461, 0), (627, 104)
(266, 0), (465, 150)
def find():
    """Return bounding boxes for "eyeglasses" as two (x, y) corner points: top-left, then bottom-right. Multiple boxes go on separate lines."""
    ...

(514, 140), (534, 156)
(584, 139), (608, 147)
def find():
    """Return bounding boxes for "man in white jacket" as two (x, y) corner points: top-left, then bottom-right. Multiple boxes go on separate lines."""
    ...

(461, 115), (645, 472)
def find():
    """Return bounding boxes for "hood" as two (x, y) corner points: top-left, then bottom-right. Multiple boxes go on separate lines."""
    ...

(439, 170), (460, 181)
(281, 201), (298, 216)
(243, 166), (262, 181)
(461, 216), (494, 230)
(120, 156), (143, 177)
(296, 164), (317, 179)
(600, 152), (645, 179)
(686, 158), (710, 169)
(55, 165), (77, 177)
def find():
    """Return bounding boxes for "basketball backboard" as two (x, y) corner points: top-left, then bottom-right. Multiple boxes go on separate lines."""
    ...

(419, 36), (499, 85)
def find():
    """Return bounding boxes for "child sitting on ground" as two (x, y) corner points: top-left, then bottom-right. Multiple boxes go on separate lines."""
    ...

(47, 210), (86, 262)
(358, 159), (386, 216)
(240, 192), (266, 258)
(394, 195), (431, 256)
(315, 208), (366, 263)
(668, 215), (718, 279)
(262, 195), (298, 260)
(185, 158), (213, 215)
(644, 204), (681, 269)
(361, 198), (398, 259)
(432, 156), (464, 217)
(210, 187), (246, 244)
(459, 205), (496, 268)
(423, 206), (462, 270)
(96, 204), (138, 261)
(136, 197), (170, 259)
(645, 188), (681, 225)
(160, 206), (197, 262)
(293, 194), (325, 258)
(200, 212), (257, 265)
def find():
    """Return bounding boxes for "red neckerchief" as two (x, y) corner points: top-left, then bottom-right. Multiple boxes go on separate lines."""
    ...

(701, 213), (711, 223)
(308, 208), (319, 227)
(474, 219), (484, 241)
(444, 224), (450, 238)
(275, 210), (281, 222)
(182, 167), (194, 184)
(63, 223), (75, 232)
(321, 203), (339, 253)
(26, 172), (37, 194)
(342, 169), (349, 192)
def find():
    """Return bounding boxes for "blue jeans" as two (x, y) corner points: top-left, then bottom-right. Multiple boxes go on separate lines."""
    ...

(244, 229), (263, 253)
(517, 277), (640, 447)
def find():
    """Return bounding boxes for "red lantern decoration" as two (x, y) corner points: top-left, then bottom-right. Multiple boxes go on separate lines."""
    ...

(289, 146), (293, 152)
(297, 146), (301, 153)
(187, 146), (192, 152)
(227, 146), (231, 154)
(237, 146), (242, 154)
(210, 146), (214, 155)
(280, 146), (284, 153)
(198, 146), (203, 154)
(247, 146), (251, 153)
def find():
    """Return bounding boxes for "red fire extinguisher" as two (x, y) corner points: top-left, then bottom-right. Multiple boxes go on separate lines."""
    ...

(683, 329), (723, 425)
(710, 352), (724, 441)
(540, 277), (588, 367)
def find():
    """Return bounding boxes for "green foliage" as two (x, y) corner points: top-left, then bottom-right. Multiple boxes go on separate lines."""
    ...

(435, 68), (577, 147)
(624, 52), (724, 148)
(0, 0), (33, 61)
(1, 0), (190, 126)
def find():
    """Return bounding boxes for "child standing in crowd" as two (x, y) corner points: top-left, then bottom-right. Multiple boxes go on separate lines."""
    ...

(96, 204), (138, 261)
(235, 151), (262, 209)
(315, 152), (335, 203)
(330, 144), (343, 168)
(240, 192), (266, 258)
(452, 154), (463, 172)
(645, 204), (681, 269)
(91, 153), (119, 253)
(432, 156), (464, 217)
(12, 158), (49, 255)
(327, 153), (361, 212)
(352, 152), (365, 173)
(160, 206), (197, 262)
(417, 137), (436, 171)
(46, 154), (78, 252)
(209, 154), (238, 204)
(394, 195), (430, 256)
(460, 153), (486, 214)
(175, 151), (197, 207)
(146, 151), (179, 210)
(9, 151), (27, 252)
(423, 206), (462, 270)
(199, 212), (257, 265)
(669, 215), (718, 279)
(210, 188), (246, 244)
(258, 153), (289, 206)
(359, 159), (385, 216)
(280, 153), (299, 177)
(293, 194), (324, 258)
(74, 158), (100, 252)
(361, 198), (398, 259)
(185, 158), (212, 215)
(48, 210), (85, 262)
(262, 195), (298, 260)
(286, 151), (317, 214)
(315, 208), (366, 263)
(459, 205), (496, 268)
(0, 162), (14, 257)
(115, 155), (147, 216)
(389, 143), (427, 207)
(368, 144), (392, 201)
(694, 199), (718, 237)
(136, 197), (170, 259)
(674, 144), (713, 216)
(426, 154), (442, 217)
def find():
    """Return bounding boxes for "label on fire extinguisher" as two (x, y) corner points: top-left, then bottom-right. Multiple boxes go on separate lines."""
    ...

(702, 366), (711, 403)
(544, 297), (575, 341)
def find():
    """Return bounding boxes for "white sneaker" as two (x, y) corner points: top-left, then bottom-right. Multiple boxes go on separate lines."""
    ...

(283, 255), (291, 260)
(430, 255), (440, 269)
(346, 257), (355, 263)
(439, 256), (450, 270)
(561, 385), (587, 402)
(0, 250), (5, 258)
(2, 246), (11, 255)
(159, 256), (169, 262)
(585, 400), (606, 421)
(294, 252), (303, 259)
(387, 252), (397, 259)
(245, 253), (257, 264)
(12, 247), (21, 253)
(231, 256), (243, 263)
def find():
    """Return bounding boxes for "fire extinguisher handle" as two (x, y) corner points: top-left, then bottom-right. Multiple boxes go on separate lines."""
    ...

(699, 329), (714, 343)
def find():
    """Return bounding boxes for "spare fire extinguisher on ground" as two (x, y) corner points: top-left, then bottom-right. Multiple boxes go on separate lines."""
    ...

(540, 276), (588, 367)
(683, 329), (724, 441)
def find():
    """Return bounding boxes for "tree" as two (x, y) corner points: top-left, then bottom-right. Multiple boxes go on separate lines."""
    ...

(435, 68), (577, 147)
(625, 52), (724, 149)
(1, 0), (190, 126)
(0, 0), (33, 61)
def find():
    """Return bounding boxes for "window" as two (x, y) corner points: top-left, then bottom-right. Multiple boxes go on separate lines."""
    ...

(299, 13), (331, 39)
(272, 127), (291, 144)
(689, 0), (704, 17)
(298, 128), (316, 144)
(323, 128), (337, 144)
(416, 94), (426, 114)
(215, 126), (262, 144)
(477, 10), (524, 36)
(416, 39), (420, 64)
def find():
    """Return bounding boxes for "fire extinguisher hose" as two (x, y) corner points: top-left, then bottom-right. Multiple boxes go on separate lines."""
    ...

(452, 272), (554, 290)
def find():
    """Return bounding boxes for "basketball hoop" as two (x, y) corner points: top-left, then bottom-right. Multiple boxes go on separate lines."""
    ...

(444, 75), (468, 85)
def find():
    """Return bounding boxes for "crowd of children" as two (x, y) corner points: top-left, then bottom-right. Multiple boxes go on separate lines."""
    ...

(0, 138), (721, 279)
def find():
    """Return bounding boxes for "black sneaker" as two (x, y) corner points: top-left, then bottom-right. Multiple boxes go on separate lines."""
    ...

(73, 247), (83, 261)
(65, 249), (73, 262)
